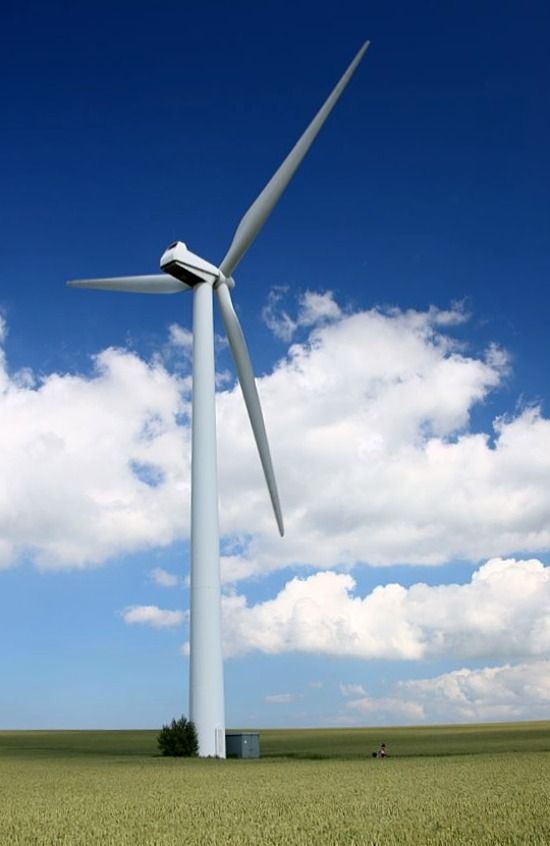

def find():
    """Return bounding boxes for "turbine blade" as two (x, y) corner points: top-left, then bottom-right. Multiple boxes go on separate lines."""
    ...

(216, 282), (284, 536)
(66, 274), (189, 294)
(219, 40), (370, 278)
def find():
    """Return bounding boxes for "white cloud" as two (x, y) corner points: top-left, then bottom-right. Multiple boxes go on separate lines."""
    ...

(150, 567), (179, 587)
(220, 558), (550, 660)
(345, 661), (550, 724)
(0, 340), (190, 569)
(167, 323), (193, 352)
(297, 290), (342, 327)
(3, 298), (550, 575)
(265, 693), (297, 704)
(262, 287), (297, 342)
(217, 301), (550, 576)
(122, 605), (185, 628)
(262, 288), (341, 341)
(166, 323), (227, 358)
(340, 683), (367, 697)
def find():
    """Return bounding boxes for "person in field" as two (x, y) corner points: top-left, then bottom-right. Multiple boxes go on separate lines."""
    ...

(377, 743), (387, 758)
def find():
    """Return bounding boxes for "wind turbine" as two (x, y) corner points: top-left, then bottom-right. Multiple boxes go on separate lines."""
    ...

(67, 40), (369, 757)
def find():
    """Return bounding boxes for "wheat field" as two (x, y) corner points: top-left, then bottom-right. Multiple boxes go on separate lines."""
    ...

(1, 723), (549, 845)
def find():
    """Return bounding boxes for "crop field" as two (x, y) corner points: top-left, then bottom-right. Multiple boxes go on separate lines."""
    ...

(1, 722), (550, 845)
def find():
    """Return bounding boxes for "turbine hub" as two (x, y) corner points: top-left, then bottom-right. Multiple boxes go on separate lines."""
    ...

(215, 272), (235, 290)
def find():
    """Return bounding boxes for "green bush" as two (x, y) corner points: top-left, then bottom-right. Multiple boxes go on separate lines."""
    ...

(157, 716), (198, 757)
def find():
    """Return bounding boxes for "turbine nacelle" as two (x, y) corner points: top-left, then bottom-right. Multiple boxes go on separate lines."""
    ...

(160, 241), (234, 289)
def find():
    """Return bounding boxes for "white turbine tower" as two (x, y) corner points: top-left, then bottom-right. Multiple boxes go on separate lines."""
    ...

(68, 41), (369, 757)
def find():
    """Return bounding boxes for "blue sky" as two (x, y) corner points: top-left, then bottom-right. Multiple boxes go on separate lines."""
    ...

(1, 0), (550, 729)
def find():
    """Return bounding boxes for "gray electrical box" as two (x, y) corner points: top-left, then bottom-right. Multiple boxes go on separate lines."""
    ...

(225, 732), (260, 758)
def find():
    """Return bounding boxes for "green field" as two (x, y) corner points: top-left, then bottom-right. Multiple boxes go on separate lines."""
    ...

(1, 723), (549, 845)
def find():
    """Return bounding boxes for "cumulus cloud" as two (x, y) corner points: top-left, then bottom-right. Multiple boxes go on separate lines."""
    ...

(150, 567), (179, 587)
(262, 288), (342, 341)
(220, 558), (550, 660)
(121, 605), (185, 628)
(217, 300), (550, 576)
(345, 661), (550, 724)
(3, 296), (550, 575)
(0, 325), (190, 569)
(167, 323), (193, 353)
(166, 323), (227, 362)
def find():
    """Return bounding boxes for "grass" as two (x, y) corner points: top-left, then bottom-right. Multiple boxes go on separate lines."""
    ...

(1, 722), (550, 845)
(260, 720), (550, 758)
